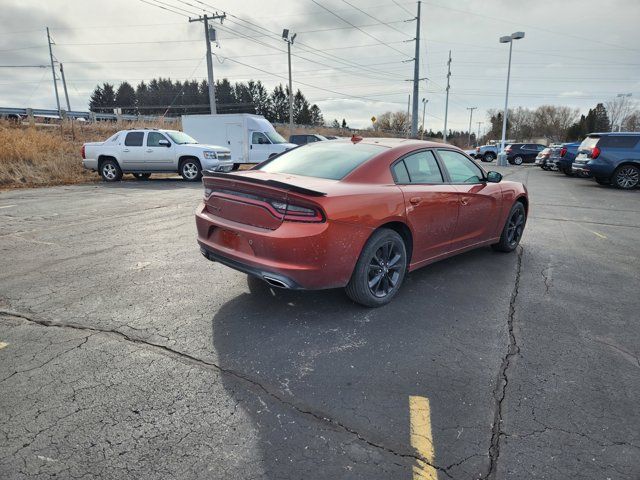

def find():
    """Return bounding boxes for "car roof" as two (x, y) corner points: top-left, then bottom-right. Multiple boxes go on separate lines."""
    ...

(351, 137), (449, 149)
(586, 132), (640, 136)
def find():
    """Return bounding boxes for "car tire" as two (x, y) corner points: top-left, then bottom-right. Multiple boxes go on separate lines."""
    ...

(491, 201), (526, 253)
(562, 167), (573, 176)
(612, 165), (639, 190)
(513, 155), (524, 166)
(482, 153), (496, 162)
(100, 159), (122, 182)
(180, 158), (202, 182)
(594, 177), (610, 185)
(345, 229), (407, 308)
(133, 173), (151, 180)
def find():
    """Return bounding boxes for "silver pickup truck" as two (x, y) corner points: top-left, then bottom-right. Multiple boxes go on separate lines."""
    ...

(474, 144), (499, 162)
(82, 129), (234, 182)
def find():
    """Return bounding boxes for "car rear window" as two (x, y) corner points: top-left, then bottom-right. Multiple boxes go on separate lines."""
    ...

(580, 135), (601, 150)
(259, 142), (385, 180)
(598, 135), (640, 149)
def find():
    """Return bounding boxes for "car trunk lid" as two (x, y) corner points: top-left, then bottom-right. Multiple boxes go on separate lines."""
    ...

(202, 171), (328, 230)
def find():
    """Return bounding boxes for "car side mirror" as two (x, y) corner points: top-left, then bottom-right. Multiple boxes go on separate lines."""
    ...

(159, 139), (170, 147)
(486, 171), (502, 183)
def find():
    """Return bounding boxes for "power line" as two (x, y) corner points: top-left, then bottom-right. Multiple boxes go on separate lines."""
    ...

(308, 0), (412, 58)
(341, 0), (413, 37)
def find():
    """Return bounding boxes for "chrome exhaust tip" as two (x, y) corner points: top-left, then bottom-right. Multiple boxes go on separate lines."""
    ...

(263, 275), (289, 289)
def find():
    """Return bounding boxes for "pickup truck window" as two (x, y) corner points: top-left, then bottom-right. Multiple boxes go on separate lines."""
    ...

(147, 132), (169, 147)
(125, 132), (144, 147)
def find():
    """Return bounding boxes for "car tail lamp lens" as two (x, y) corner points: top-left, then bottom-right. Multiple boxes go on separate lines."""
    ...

(589, 146), (601, 159)
(560, 147), (567, 157)
(81, 145), (86, 159)
(270, 200), (323, 222)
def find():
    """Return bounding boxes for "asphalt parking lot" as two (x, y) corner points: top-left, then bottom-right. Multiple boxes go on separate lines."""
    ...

(0, 166), (638, 480)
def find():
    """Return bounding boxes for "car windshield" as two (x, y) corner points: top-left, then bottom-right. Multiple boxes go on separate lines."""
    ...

(259, 142), (385, 180)
(265, 130), (287, 144)
(166, 131), (198, 144)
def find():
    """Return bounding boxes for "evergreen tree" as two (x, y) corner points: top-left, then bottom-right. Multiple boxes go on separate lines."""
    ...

(341, 118), (348, 129)
(331, 119), (340, 128)
(115, 82), (136, 114)
(271, 84), (289, 123)
(310, 104), (323, 126)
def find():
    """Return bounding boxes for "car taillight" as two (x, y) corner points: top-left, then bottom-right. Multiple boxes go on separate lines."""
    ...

(81, 145), (85, 159)
(505, 147), (512, 153)
(476, 147), (480, 152)
(589, 146), (601, 159)
(560, 147), (567, 157)
(270, 200), (324, 223)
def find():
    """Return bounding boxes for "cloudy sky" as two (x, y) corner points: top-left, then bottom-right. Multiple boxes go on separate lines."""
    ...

(1, 0), (639, 129)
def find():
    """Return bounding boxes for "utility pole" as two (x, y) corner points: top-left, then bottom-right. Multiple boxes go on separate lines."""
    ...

(282, 29), (297, 132)
(406, 94), (411, 138)
(189, 12), (226, 114)
(59, 63), (71, 111)
(46, 27), (61, 118)
(477, 121), (483, 145)
(410, 1), (421, 138)
(466, 107), (477, 147)
(443, 50), (451, 143)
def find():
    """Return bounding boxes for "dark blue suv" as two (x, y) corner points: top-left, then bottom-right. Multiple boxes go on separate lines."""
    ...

(553, 142), (581, 175)
(572, 133), (640, 189)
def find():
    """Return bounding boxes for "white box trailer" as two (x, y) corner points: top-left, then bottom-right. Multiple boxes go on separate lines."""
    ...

(181, 113), (296, 166)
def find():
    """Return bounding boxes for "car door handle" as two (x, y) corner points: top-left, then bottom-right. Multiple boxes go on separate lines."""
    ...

(409, 197), (422, 205)
(460, 196), (470, 206)
(123, 148), (130, 152)
(146, 149), (153, 152)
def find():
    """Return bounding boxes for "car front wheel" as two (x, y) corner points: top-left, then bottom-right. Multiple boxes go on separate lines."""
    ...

(180, 159), (202, 182)
(612, 165), (639, 189)
(345, 229), (407, 308)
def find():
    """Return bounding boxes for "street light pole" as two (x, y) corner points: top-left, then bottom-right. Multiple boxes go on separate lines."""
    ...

(466, 106), (476, 147)
(283, 29), (297, 133)
(498, 31), (524, 166)
(421, 98), (428, 139)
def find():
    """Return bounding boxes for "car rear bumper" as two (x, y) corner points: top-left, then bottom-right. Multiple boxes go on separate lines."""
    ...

(195, 203), (371, 290)
(572, 161), (612, 178)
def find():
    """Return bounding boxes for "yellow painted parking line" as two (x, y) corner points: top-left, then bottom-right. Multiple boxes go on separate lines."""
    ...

(0, 342), (8, 350)
(0, 205), (16, 209)
(410, 395), (438, 480)
(574, 222), (607, 239)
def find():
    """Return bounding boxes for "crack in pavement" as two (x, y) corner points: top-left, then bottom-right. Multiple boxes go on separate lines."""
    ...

(0, 308), (457, 479)
(486, 246), (523, 479)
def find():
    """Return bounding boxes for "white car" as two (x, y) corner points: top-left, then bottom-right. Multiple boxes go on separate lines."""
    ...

(81, 129), (233, 182)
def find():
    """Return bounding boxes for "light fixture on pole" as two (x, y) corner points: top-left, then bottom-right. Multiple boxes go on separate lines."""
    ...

(497, 31), (524, 167)
(421, 98), (428, 139)
(282, 29), (297, 133)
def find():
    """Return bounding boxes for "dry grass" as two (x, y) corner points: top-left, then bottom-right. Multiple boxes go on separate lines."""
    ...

(0, 119), (177, 190)
(0, 118), (426, 190)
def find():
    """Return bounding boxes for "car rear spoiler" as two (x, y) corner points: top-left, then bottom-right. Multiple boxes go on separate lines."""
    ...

(202, 171), (327, 197)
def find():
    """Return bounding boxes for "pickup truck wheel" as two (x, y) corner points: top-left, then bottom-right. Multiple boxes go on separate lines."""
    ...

(100, 159), (122, 182)
(482, 153), (496, 162)
(180, 159), (202, 181)
(133, 173), (151, 180)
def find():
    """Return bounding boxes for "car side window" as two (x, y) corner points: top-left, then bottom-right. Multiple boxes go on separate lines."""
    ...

(252, 132), (270, 145)
(124, 131), (144, 147)
(392, 161), (411, 183)
(598, 136), (640, 149)
(438, 149), (484, 183)
(307, 136), (318, 143)
(397, 150), (444, 184)
(147, 132), (168, 147)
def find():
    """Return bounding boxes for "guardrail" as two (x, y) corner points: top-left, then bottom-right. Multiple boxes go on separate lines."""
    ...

(0, 106), (178, 123)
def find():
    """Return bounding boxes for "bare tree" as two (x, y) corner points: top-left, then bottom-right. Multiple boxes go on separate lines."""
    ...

(533, 105), (579, 142)
(606, 95), (634, 131)
(622, 110), (640, 132)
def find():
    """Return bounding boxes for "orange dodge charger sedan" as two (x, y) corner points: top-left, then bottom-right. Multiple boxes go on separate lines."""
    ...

(196, 137), (528, 307)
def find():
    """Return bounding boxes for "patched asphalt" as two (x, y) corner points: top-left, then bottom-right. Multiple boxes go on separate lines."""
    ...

(0, 166), (638, 479)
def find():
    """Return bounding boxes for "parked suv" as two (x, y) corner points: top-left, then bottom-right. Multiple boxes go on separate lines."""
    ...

(553, 142), (581, 175)
(505, 143), (547, 165)
(572, 133), (640, 189)
(289, 134), (328, 145)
